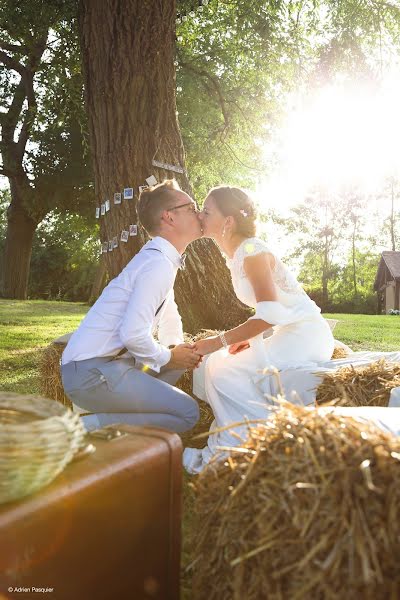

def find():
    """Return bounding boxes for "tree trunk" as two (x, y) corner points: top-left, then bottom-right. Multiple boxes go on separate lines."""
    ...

(351, 222), (357, 297)
(390, 180), (396, 251)
(2, 187), (37, 299)
(89, 255), (108, 305)
(78, 0), (249, 333)
(321, 235), (329, 308)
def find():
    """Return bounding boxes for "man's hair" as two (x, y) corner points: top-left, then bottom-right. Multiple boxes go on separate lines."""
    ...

(137, 179), (181, 235)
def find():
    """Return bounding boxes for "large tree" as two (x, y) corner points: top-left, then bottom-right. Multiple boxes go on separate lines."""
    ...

(78, 0), (250, 332)
(0, 0), (92, 299)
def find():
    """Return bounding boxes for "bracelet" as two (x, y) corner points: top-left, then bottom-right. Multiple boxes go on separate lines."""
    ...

(218, 331), (228, 349)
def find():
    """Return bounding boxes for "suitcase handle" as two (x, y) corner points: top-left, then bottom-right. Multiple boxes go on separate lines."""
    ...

(71, 427), (128, 462)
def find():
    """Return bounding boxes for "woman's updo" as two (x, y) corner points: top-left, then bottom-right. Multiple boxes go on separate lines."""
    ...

(208, 185), (257, 238)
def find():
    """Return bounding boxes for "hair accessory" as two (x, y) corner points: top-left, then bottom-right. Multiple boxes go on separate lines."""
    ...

(239, 209), (248, 217)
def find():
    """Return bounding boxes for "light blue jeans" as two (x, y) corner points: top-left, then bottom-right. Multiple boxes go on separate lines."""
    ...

(61, 356), (199, 433)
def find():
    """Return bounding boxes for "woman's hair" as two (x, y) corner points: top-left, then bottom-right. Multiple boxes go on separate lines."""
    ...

(208, 185), (257, 237)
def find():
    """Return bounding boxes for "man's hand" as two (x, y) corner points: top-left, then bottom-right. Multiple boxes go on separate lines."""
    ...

(167, 343), (202, 370)
(228, 341), (250, 355)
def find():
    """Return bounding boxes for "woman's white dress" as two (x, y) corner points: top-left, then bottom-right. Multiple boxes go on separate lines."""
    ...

(183, 237), (335, 474)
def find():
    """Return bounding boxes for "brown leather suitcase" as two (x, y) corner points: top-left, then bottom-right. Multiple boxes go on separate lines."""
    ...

(0, 425), (182, 600)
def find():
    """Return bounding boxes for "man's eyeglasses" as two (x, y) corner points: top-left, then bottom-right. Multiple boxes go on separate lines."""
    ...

(166, 201), (198, 213)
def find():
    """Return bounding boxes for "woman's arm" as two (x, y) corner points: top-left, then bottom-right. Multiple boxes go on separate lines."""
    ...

(194, 252), (276, 355)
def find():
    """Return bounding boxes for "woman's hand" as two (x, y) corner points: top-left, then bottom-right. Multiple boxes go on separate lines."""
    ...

(193, 336), (221, 356)
(228, 340), (250, 355)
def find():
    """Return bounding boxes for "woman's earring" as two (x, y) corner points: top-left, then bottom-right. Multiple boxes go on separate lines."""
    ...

(222, 225), (226, 238)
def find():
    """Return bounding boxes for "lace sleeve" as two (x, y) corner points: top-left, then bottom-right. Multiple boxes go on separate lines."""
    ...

(235, 238), (274, 277)
(240, 238), (272, 259)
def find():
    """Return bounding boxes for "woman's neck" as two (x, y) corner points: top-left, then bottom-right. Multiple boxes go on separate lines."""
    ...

(218, 233), (247, 258)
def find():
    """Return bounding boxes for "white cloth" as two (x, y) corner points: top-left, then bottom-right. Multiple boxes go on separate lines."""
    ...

(275, 350), (400, 407)
(319, 406), (400, 437)
(183, 237), (335, 474)
(62, 237), (184, 373)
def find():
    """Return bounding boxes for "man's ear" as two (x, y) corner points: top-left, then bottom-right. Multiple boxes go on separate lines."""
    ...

(161, 209), (173, 227)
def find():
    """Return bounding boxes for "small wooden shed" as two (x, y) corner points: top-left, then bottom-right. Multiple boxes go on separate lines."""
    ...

(374, 251), (400, 313)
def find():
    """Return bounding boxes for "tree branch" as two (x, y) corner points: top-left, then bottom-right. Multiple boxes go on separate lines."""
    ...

(0, 49), (26, 77)
(0, 41), (28, 54)
(16, 36), (47, 158)
(180, 60), (230, 137)
(0, 164), (17, 178)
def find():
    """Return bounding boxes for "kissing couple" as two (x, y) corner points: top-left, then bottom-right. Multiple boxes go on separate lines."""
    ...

(61, 179), (334, 473)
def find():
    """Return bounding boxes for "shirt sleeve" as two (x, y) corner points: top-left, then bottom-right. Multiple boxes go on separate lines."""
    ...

(157, 289), (184, 347)
(119, 259), (174, 372)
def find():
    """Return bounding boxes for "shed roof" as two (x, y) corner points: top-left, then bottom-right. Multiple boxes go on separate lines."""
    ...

(374, 251), (400, 290)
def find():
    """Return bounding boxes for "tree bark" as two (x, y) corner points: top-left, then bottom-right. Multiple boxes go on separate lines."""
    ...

(2, 183), (37, 299)
(390, 180), (396, 252)
(78, 0), (249, 332)
(89, 255), (108, 305)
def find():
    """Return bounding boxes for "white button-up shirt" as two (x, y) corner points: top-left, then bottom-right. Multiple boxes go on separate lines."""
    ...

(61, 237), (184, 372)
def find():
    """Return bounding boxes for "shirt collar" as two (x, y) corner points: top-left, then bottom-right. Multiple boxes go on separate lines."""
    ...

(146, 236), (184, 269)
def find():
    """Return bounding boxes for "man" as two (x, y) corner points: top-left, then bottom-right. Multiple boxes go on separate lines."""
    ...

(61, 179), (202, 432)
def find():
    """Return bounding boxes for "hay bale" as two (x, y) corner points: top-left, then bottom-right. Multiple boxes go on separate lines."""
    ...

(316, 359), (400, 407)
(331, 346), (350, 359)
(191, 401), (400, 600)
(38, 342), (71, 409)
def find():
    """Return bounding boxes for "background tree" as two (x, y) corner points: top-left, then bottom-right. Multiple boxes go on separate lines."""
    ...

(0, 0), (92, 299)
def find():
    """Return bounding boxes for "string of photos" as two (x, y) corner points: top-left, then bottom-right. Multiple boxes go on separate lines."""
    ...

(97, 160), (185, 254)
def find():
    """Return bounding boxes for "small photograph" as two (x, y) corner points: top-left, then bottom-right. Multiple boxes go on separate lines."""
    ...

(114, 192), (122, 204)
(102, 242), (108, 253)
(105, 199), (110, 212)
(123, 187), (134, 200)
(138, 185), (148, 194)
(101, 204), (106, 216)
(108, 240), (113, 252)
(145, 175), (157, 187)
(129, 224), (138, 236)
(120, 230), (129, 243)
(112, 236), (118, 248)
(95, 207), (100, 219)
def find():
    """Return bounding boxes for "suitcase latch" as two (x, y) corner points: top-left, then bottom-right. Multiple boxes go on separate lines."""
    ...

(88, 427), (128, 441)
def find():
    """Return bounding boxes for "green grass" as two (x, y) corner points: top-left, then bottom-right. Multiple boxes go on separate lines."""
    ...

(0, 299), (87, 394)
(324, 312), (400, 352)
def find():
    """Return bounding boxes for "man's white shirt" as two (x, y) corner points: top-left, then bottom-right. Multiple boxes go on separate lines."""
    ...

(61, 237), (184, 372)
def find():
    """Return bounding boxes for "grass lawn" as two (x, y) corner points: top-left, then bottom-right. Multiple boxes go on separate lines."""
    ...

(0, 300), (399, 598)
(0, 299), (87, 395)
(324, 312), (400, 352)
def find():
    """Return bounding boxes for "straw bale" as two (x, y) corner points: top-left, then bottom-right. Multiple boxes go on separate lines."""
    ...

(331, 346), (350, 359)
(191, 401), (400, 600)
(38, 342), (71, 409)
(316, 359), (400, 407)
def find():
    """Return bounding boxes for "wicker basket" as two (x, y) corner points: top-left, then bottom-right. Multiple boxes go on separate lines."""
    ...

(0, 392), (87, 504)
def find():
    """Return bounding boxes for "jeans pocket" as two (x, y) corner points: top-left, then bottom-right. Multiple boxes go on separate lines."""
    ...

(91, 361), (134, 392)
(62, 363), (104, 395)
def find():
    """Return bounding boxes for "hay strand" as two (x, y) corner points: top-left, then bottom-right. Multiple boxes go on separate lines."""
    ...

(316, 359), (400, 407)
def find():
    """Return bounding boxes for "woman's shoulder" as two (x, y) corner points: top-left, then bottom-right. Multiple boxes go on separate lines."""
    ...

(238, 237), (273, 259)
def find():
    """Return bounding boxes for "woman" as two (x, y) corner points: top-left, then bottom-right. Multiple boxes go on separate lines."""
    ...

(183, 185), (334, 474)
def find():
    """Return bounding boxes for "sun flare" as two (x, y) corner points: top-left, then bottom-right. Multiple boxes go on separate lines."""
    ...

(259, 71), (400, 211)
